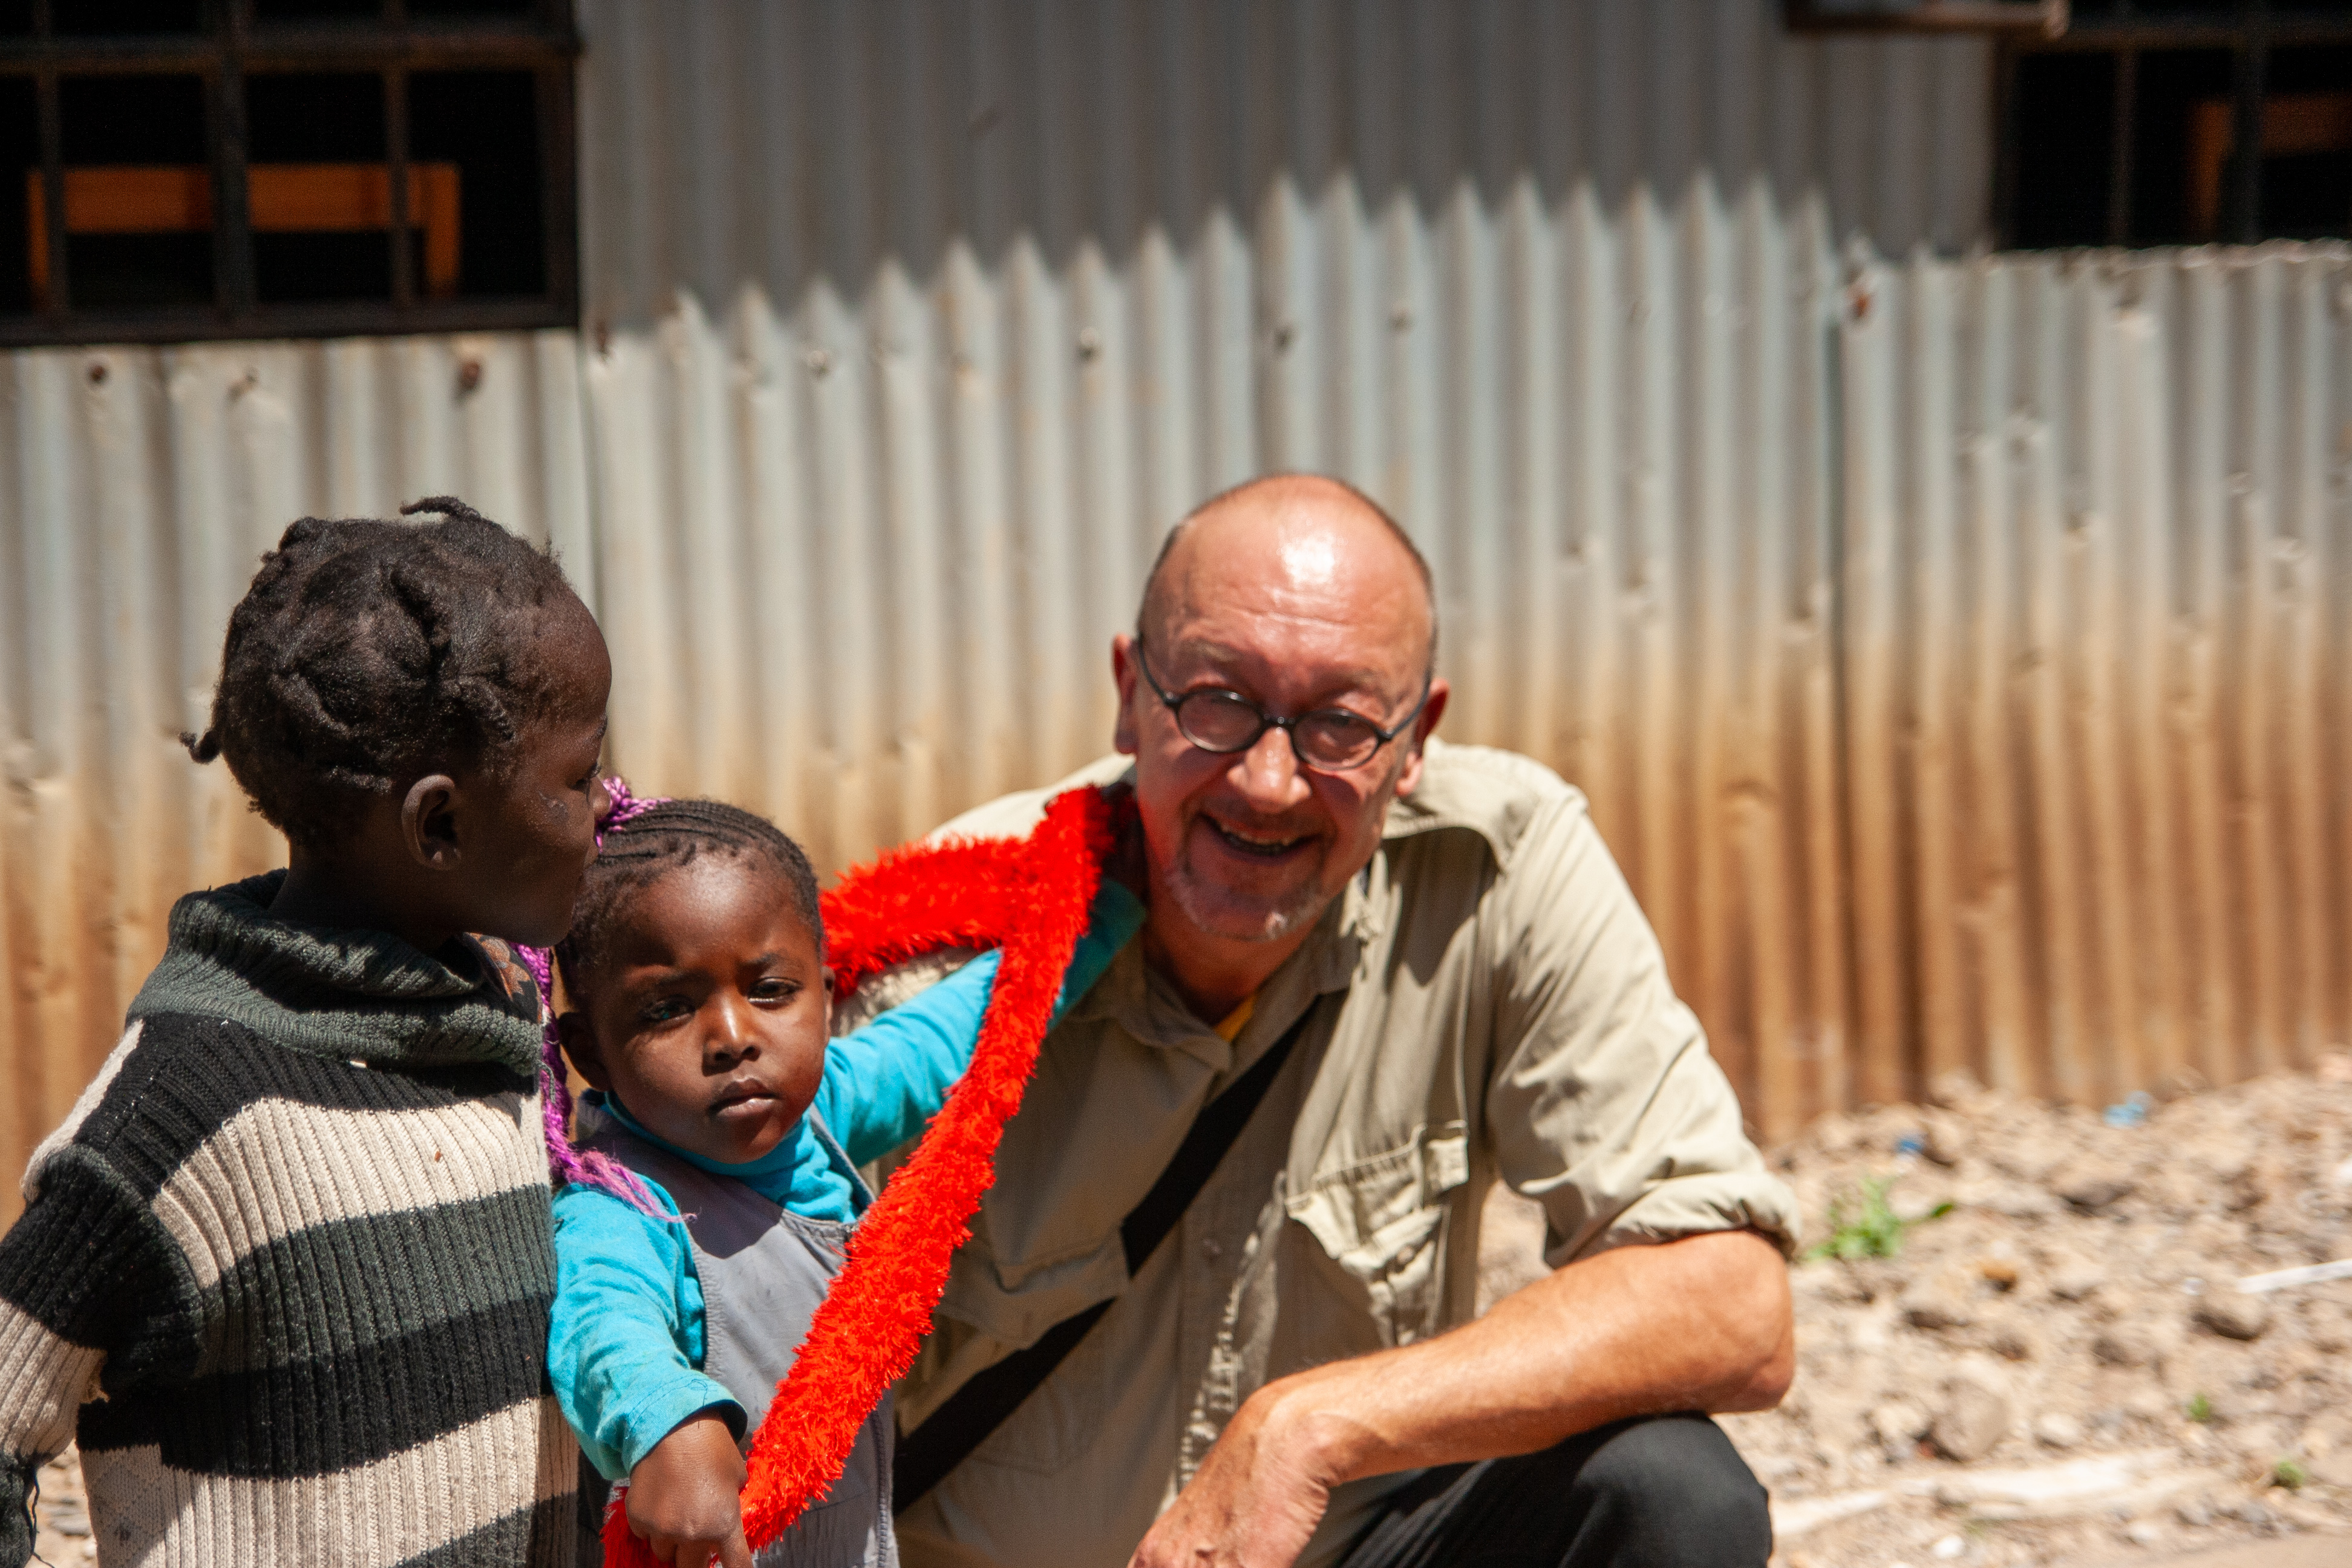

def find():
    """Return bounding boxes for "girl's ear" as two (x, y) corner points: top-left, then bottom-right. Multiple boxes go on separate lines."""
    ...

(555, 1011), (612, 1091)
(818, 967), (836, 1033)
(400, 773), (463, 869)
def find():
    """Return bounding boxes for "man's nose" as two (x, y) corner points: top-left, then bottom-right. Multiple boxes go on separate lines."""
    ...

(1230, 724), (1310, 808)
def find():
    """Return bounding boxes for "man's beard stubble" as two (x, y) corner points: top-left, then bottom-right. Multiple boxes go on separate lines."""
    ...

(1160, 844), (1334, 945)
(1157, 747), (1413, 945)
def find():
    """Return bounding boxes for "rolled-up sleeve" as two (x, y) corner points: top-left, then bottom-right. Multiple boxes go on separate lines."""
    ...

(1481, 794), (1802, 1263)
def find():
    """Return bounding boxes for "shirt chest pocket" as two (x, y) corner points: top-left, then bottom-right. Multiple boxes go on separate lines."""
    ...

(1284, 1128), (1469, 1348)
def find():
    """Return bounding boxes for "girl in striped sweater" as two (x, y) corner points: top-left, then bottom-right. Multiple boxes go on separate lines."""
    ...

(0, 500), (612, 1567)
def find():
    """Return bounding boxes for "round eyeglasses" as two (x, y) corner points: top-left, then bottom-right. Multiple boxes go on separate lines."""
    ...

(1135, 640), (1430, 774)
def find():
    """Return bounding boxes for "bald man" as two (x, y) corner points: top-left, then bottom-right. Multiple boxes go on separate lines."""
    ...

(890, 475), (1799, 1568)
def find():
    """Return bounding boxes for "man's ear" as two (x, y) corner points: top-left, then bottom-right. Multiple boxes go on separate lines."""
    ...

(1391, 678), (1449, 800)
(1111, 633), (1142, 756)
(555, 1010), (612, 1091)
(400, 774), (463, 871)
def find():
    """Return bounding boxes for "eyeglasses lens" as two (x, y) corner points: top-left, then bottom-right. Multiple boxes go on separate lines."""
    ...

(1173, 690), (1263, 751)
(1295, 714), (1380, 770)
(1172, 690), (1381, 771)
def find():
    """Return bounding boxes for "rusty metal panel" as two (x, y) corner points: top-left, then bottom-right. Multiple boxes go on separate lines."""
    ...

(46, 0), (2352, 1235)
(567, 0), (1989, 1138)
(1837, 242), (2352, 1112)
(0, 333), (592, 1210)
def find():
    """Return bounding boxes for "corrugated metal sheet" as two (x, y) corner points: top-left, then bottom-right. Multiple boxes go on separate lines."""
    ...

(567, 0), (1991, 1143)
(1838, 243), (2352, 1112)
(8, 1), (2344, 1220)
(0, 333), (592, 1198)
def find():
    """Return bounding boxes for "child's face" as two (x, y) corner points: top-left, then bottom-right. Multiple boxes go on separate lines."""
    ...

(433, 603), (613, 948)
(562, 854), (832, 1166)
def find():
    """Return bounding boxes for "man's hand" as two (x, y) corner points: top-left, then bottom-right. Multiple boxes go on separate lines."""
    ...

(1129, 1229), (1791, 1568)
(625, 1411), (752, 1568)
(1128, 1383), (1355, 1568)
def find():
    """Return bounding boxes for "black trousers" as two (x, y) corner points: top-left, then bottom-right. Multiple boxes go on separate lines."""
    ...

(1334, 1413), (1772, 1568)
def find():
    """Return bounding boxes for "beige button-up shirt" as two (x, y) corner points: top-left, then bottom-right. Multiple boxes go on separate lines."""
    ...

(889, 741), (1799, 1568)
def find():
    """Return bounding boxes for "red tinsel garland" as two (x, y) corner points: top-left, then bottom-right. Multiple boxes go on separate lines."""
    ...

(603, 785), (1114, 1567)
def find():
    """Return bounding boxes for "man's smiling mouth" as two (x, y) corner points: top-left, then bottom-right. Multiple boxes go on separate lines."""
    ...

(1205, 817), (1314, 860)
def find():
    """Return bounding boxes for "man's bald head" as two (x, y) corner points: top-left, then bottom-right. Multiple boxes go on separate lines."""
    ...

(1137, 474), (1438, 673)
(1112, 472), (1449, 975)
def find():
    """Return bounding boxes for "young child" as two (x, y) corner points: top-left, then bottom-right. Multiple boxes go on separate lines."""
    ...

(544, 796), (1140, 1568)
(0, 499), (608, 1568)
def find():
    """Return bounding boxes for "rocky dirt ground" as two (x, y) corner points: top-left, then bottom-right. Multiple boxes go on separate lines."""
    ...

(29, 1061), (2352, 1567)
(1482, 1054), (2352, 1567)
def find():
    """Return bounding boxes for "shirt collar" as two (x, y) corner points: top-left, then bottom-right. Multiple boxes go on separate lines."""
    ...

(1373, 737), (1540, 869)
(1068, 886), (1358, 1070)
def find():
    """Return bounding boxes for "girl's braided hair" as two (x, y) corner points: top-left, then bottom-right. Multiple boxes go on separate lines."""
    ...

(554, 795), (823, 1002)
(524, 784), (825, 1215)
(184, 497), (584, 849)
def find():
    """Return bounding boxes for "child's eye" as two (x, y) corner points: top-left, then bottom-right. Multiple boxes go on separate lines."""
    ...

(576, 760), (605, 793)
(750, 978), (800, 1005)
(641, 996), (691, 1025)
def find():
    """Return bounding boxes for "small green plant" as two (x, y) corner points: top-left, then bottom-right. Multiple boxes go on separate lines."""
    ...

(2185, 1392), (2213, 1423)
(2272, 1457), (2309, 1491)
(1805, 1175), (1955, 1263)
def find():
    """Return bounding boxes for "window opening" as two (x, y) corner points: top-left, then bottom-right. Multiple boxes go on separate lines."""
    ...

(0, 0), (577, 345)
(55, 0), (202, 35)
(2002, 1), (2352, 247)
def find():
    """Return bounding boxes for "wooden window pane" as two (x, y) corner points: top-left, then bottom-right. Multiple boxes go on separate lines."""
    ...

(2253, 45), (2352, 237)
(409, 70), (538, 298)
(0, 79), (30, 313)
(53, 0), (203, 34)
(2011, 53), (2117, 246)
(248, 72), (402, 304)
(253, 1), (388, 22)
(2132, 48), (2236, 243)
(0, 3), (575, 342)
(48, 74), (212, 309)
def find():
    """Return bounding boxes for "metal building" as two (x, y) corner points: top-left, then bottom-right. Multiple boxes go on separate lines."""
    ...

(3, 1), (2346, 1217)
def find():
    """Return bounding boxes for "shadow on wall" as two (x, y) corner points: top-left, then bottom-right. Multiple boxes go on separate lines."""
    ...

(575, 0), (1993, 333)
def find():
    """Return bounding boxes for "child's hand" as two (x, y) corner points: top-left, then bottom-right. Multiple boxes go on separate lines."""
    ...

(626, 1411), (752, 1567)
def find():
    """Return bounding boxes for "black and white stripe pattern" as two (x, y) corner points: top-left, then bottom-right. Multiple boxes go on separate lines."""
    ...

(2, 1013), (578, 1567)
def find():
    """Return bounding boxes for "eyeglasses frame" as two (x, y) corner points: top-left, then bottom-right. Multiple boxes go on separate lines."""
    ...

(1131, 636), (1432, 776)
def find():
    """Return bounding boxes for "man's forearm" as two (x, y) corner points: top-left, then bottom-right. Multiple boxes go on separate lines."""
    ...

(1252, 1227), (1792, 1487)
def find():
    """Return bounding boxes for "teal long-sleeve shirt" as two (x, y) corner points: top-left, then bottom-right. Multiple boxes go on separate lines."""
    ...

(550, 883), (1143, 1480)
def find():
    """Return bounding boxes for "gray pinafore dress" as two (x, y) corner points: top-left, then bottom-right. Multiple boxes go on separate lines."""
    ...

(584, 1111), (896, 1568)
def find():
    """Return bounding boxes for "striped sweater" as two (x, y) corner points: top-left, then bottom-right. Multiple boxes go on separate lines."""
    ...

(0, 873), (581, 1566)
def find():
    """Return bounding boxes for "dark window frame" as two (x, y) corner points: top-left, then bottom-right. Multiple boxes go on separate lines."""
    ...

(1785, 0), (2070, 36)
(1996, 2), (2352, 248)
(0, 0), (579, 347)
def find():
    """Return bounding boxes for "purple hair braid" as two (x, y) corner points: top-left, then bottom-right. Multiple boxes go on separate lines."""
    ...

(520, 773), (676, 1219)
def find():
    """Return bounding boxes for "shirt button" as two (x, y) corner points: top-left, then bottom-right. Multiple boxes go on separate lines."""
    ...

(1201, 1238), (1224, 1261)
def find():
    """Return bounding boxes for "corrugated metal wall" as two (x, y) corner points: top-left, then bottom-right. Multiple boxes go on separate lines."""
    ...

(5, 1), (2344, 1218)
(0, 333), (593, 1198)
(568, 0), (1993, 1143)
(1839, 244), (2352, 1114)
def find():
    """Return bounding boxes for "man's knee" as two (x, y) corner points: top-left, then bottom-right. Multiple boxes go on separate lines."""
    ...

(1569, 1414), (1771, 1566)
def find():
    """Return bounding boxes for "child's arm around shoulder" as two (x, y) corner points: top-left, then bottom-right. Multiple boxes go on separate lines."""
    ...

(817, 880), (1146, 1166)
